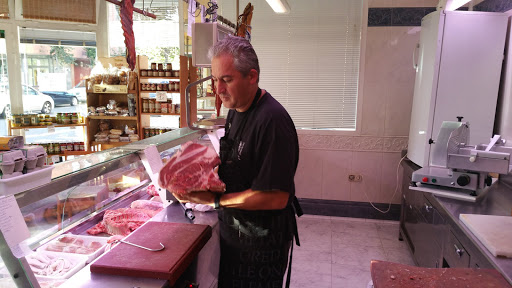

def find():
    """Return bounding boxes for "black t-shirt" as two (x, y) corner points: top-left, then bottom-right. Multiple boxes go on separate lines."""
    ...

(223, 91), (299, 197)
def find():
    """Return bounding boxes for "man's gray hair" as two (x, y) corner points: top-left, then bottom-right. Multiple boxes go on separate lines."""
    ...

(208, 35), (260, 81)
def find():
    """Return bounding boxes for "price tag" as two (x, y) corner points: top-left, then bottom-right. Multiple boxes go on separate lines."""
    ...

(70, 126), (76, 130)
(0, 195), (30, 251)
(156, 91), (167, 102)
(51, 155), (60, 163)
(48, 125), (55, 133)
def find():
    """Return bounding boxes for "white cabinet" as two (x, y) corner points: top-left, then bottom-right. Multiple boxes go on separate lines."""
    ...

(408, 10), (508, 167)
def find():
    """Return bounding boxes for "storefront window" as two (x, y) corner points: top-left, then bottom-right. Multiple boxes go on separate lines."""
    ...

(0, 30), (9, 136)
(19, 28), (96, 144)
(108, 2), (180, 66)
(108, 2), (181, 129)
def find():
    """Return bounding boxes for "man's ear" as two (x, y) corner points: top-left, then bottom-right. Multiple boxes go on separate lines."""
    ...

(249, 69), (258, 84)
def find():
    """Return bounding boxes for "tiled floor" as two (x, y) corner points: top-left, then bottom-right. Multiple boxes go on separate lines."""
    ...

(290, 215), (415, 288)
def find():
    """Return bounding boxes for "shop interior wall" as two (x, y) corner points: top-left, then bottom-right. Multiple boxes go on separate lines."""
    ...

(294, 0), (439, 205)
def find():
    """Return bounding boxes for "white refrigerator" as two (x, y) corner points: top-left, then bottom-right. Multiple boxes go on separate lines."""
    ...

(407, 10), (508, 167)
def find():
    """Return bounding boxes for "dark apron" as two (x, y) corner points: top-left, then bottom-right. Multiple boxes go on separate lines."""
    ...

(217, 89), (302, 288)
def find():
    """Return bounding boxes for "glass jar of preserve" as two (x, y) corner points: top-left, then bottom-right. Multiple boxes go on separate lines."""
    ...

(71, 113), (79, 124)
(142, 99), (149, 113)
(22, 115), (31, 126)
(148, 99), (155, 113)
(151, 63), (157, 70)
(12, 115), (22, 127)
(158, 63), (163, 71)
(30, 114), (40, 126)
(48, 143), (54, 154)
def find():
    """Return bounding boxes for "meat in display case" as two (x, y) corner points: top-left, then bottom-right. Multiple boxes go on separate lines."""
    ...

(0, 127), (220, 288)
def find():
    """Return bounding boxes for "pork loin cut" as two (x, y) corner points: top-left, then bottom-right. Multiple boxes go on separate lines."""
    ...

(86, 208), (159, 236)
(158, 141), (225, 195)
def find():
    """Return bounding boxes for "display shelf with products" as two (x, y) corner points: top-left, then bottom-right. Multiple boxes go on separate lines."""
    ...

(86, 77), (139, 151)
(88, 116), (138, 121)
(137, 55), (197, 139)
(9, 123), (86, 130)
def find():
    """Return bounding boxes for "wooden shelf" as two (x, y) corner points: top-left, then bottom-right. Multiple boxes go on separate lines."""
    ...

(140, 76), (180, 80)
(91, 141), (130, 147)
(88, 116), (138, 120)
(141, 113), (180, 116)
(86, 90), (136, 94)
(10, 123), (86, 130)
(140, 90), (180, 94)
(198, 109), (215, 112)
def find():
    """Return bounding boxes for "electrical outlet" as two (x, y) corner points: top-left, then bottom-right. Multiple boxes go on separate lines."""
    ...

(348, 174), (363, 182)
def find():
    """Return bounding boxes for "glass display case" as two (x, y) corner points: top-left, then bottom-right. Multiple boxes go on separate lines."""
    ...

(0, 127), (219, 288)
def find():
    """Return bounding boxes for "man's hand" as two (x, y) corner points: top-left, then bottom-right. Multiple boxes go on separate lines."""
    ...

(172, 191), (217, 207)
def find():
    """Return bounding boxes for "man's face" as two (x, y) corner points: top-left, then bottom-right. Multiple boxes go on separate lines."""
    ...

(211, 54), (257, 112)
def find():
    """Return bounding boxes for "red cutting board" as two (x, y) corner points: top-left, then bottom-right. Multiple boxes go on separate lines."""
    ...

(90, 222), (212, 285)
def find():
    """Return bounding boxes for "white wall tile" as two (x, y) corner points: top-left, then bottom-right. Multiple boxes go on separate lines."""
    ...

(385, 84), (414, 136)
(295, 149), (323, 199)
(364, 27), (393, 85)
(379, 153), (403, 204)
(350, 152), (383, 202)
(361, 84), (388, 136)
(322, 150), (352, 200)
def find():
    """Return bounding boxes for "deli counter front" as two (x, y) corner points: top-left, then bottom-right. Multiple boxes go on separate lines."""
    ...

(0, 128), (220, 288)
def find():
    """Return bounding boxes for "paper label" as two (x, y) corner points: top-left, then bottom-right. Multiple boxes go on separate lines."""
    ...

(0, 196), (30, 250)
(48, 126), (55, 133)
(156, 91), (167, 102)
(70, 126), (76, 130)
(51, 155), (60, 163)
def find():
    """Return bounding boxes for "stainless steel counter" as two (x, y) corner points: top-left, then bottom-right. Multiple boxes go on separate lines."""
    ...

(59, 202), (220, 288)
(429, 179), (512, 284)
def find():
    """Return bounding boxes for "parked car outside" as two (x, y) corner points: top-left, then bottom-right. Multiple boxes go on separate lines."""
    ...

(67, 80), (86, 102)
(42, 91), (79, 106)
(0, 84), (54, 117)
(23, 85), (55, 114)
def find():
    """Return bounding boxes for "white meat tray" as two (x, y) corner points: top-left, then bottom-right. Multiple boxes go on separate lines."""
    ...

(0, 165), (54, 196)
(27, 251), (87, 281)
(37, 234), (108, 263)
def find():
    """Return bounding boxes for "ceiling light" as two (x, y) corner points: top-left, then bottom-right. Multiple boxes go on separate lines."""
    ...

(265, 0), (290, 14)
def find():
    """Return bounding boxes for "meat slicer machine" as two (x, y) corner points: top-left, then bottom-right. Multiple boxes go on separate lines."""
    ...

(410, 121), (512, 202)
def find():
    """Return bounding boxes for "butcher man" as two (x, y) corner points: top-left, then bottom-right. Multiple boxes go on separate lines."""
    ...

(171, 35), (302, 288)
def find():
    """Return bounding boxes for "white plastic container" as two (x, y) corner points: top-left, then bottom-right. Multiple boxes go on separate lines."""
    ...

(0, 150), (25, 175)
(26, 251), (87, 281)
(0, 165), (54, 196)
(37, 234), (108, 263)
(19, 146), (47, 169)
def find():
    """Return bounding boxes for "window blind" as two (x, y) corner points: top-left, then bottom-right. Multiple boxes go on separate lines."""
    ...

(0, 0), (8, 19)
(235, 0), (363, 129)
(22, 0), (96, 24)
